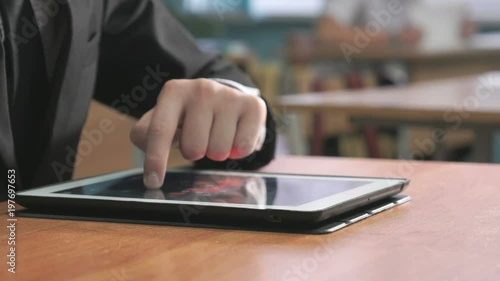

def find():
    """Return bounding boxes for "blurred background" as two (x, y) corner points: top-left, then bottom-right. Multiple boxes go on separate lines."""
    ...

(164, 0), (500, 59)
(76, 0), (500, 179)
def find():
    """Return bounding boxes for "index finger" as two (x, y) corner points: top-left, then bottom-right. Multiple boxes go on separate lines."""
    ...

(143, 85), (184, 189)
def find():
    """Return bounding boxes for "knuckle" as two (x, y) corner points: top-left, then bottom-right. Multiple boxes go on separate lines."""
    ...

(181, 142), (206, 161)
(145, 153), (164, 168)
(196, 79), (216, 99)
(224, 88), (242, 103)
(234, 140), (255, 157)
(206, 147), (230, 161)
(245, 96), (266, 113)
(163, 79), (181, 92)
(148, 123), (168, 137)
(181, 148), (205, 161)
(206, 154), (228, 162)
(213, 88), (241, 111)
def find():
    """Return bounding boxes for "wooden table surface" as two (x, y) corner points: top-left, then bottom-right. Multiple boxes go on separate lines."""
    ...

(2, 157), (500, 281)
(278, 75), (500, 125)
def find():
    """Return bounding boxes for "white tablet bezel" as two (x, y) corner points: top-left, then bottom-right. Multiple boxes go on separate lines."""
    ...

(18, 169), (406, 212)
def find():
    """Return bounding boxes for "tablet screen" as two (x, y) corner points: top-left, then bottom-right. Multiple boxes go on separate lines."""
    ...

(55, 171), (370, 207)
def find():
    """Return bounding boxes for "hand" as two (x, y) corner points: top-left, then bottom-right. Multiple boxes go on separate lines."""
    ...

(399, 27), (422, 45)
(130, 79), (267, 189)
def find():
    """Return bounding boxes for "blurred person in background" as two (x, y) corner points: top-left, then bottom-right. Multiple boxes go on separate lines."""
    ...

(316, 0), (476, 85)
(317, 0), (422, 49)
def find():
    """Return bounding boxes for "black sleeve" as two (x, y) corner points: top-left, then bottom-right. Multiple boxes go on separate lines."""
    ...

(94, 0), (275, 170)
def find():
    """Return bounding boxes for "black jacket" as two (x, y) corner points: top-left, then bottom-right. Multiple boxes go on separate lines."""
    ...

(0, 0), (276, 201)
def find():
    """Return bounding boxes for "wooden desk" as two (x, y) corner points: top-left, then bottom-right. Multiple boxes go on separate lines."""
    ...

(1, 157), (500, 281)
(288, 33), (500, 82)
(277, 75), (500, 162)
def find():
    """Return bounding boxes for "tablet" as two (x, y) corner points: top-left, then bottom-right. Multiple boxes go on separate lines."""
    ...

(17, 169), (410, 224)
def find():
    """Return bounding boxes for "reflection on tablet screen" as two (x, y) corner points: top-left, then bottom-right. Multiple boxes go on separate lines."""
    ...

(57, 172), (368, 207)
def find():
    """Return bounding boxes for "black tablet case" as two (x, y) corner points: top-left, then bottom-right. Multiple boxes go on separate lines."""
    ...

(17, 195), (411, 235)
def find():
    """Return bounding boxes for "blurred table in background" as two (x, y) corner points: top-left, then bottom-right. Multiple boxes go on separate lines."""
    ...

(288, 33), (500, 83)
(277, 75), (500, 163)
(283, 33), (500, 158)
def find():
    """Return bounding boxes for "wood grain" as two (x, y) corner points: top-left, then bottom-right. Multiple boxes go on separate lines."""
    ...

(2, 157), (500, 281)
